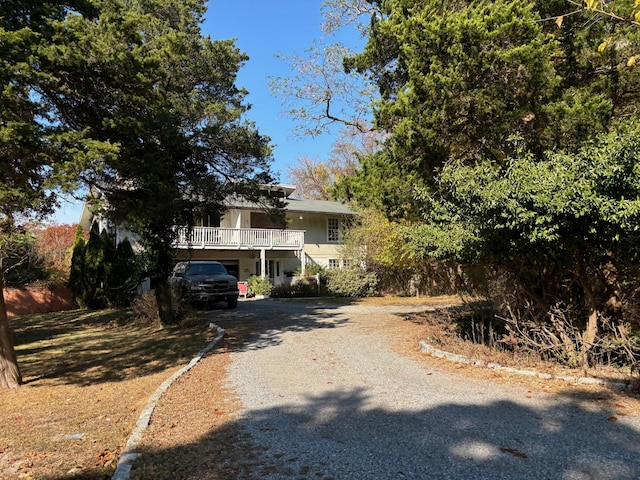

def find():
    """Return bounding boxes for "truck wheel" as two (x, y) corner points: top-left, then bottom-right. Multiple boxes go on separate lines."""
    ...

(227, 297), (238, 309)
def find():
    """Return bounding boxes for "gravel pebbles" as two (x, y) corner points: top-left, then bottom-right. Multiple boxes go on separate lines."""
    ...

(224, 300), (640, 480)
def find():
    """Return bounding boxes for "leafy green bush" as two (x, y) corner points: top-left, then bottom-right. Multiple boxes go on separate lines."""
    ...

(292, 279), (320, 297)
(271, 279), (320, 298)
(107, 238), (142, 307)
(248, 275), (274, 296)
(325, 268), (378, 298)
(269, 285), (289, 298)
(293, 263), (325, 276)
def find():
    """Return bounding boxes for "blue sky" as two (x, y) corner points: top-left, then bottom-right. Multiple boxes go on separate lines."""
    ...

(51, 0), (361, 224)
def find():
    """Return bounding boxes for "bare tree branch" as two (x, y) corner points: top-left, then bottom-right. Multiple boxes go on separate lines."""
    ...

(270, 42), (378, 138)
(320, 0), (379, 35)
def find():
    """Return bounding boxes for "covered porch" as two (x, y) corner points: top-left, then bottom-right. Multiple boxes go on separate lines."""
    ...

(174, 227), (307, 278)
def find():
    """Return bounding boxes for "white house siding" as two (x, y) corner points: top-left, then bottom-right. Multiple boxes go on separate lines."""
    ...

(220, 210), (242, 229)
(176, 210), (350, 283)
(286, 213), (346, 246)
(303, 244), (345, 268)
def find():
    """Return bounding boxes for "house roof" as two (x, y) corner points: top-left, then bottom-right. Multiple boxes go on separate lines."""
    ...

(224, 195), (356, 216)
(282, 198), (356, 215)
(79, 184), (357, 228)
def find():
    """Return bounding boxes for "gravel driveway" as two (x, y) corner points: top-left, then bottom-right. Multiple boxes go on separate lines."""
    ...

(217, 299), (640, 480)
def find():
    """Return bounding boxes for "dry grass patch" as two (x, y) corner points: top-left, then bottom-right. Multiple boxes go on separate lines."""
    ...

(5, 295), (640, 479)
(357, 294), (461, 307)
(1, 308), (219, 479)
(386, 301), (640, 415)
(129, 318), (263, 480)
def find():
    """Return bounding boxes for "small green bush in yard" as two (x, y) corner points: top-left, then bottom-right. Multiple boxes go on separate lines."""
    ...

(291, 280), (320, 297)
(271, 279), (320, 298)
(248, 275), (274, 296)
(325, 268), (378, 297)
(296, 263), (325, 276)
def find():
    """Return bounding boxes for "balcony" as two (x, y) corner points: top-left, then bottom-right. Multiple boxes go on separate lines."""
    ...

(174, 227), (305, 250)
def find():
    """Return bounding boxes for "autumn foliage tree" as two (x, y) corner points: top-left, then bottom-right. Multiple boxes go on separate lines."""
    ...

(340, 208), (455, 295)
(30, 224), (78, 283)
(288, 129), (382, 200)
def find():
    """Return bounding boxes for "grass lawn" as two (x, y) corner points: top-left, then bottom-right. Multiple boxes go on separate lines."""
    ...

(1, 308), (219, 479)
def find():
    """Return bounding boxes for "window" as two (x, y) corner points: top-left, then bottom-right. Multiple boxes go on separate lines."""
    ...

(251, 212), (286, 229)
(195, 212), (220, 227)
(328, 259), (351, 269)
(327, 217), (343, 243)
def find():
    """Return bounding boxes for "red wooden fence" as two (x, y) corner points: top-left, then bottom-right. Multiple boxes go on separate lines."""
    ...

(3, 286), (74, 317)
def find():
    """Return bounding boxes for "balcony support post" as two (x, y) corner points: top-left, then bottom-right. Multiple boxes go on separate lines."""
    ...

(260, 248), (266, 280)
(300, 247), (306, 276)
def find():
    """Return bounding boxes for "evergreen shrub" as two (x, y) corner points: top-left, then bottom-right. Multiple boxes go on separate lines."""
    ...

(325, 268), (378, 297)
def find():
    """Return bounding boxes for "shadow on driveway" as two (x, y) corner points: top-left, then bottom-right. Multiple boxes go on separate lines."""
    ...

(127, 384), (640, 479)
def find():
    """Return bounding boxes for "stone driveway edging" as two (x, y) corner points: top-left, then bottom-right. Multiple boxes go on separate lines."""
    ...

(111, 323), (225, 480)
(419, 340), (635, 391)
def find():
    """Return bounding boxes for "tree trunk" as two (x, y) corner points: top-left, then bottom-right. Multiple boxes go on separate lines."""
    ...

(574, 253), (600, 368)
(152, 277), (175, 326)
(601, 258), (623, 319)
(0, 270), (22, 389)
(581, 308), (599, 367)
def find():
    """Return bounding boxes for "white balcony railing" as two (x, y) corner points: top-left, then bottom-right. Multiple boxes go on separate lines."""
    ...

(175, 227), (305, 250)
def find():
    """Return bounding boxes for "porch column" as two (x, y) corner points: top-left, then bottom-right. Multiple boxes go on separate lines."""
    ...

(260, 248), (266, 280)
(300, 247), (306, 276)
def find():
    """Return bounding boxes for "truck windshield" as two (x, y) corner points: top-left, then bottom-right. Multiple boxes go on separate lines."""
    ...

(186, 263), (228, 275)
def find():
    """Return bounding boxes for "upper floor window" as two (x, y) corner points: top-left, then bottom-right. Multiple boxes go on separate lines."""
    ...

(195, 212), (220, 227)
(251, 212), (286, 229)
(327, 217), (344, 243)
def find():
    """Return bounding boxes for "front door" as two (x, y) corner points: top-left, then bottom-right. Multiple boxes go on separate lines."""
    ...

(268, 260), (280, 284)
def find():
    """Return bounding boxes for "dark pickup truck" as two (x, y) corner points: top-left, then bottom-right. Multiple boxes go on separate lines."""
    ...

(170, 261), (239, 308)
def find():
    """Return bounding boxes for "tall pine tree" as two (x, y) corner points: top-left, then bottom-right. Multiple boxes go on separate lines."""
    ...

(46, 0), (277, 323)
(1, 0), (276, 387)
(340, 0), (640, 365)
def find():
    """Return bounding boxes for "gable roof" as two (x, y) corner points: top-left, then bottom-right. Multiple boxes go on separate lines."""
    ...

(222, 184), (357, 215)
(223, 195), (356, 216)
(282, 198), (356, 215)
(80, 184), (357, 228)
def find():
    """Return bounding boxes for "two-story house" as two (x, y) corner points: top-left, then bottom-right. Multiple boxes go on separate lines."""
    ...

(80, 184), (356, 286)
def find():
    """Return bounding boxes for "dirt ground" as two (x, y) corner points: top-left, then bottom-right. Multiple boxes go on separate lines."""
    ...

(2, 296), (639, 479)
(128, 320), (261, 480)
(1, 308), (219, 480)
(132, 296), (640, 479)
